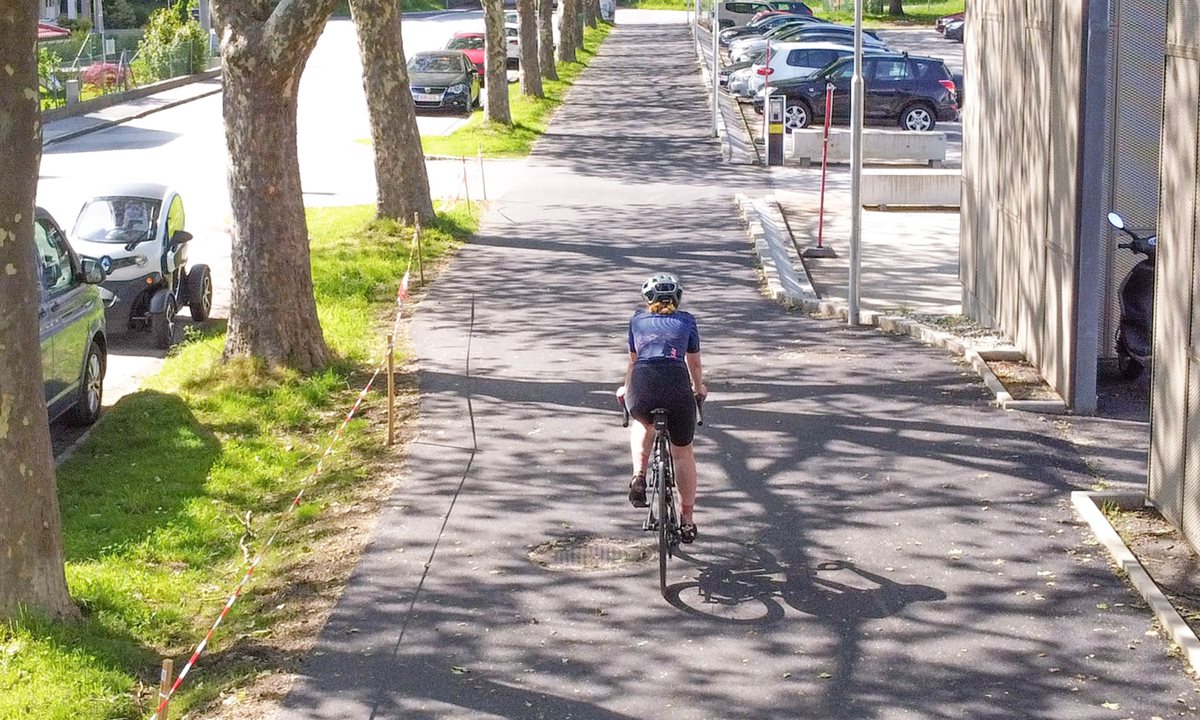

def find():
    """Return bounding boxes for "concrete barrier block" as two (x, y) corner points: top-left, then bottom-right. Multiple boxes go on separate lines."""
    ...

(787, 128), (947, 167)
(861, 168), (961, 209)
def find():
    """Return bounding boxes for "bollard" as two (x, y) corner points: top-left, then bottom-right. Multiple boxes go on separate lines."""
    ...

(386, 333), (396, 446)
(478, 141), (488, 202)
(65, 78), (80, 106)
(155, 658), (174, 719)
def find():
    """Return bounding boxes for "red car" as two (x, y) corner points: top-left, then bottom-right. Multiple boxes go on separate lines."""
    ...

(445, 32), (485, 76)
(935, 12), (964, 33)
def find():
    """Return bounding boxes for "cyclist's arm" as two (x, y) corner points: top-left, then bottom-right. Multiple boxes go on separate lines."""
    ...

(686, 351), (707, 399)
(623, 351), (637, 389)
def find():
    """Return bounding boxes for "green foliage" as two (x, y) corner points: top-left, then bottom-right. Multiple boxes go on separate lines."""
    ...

(56, 16), (93, 34)
(1, 203), (477, 719)
(135, 7), (207, 82)
(103, 0), (140, 28)
(819, 0), (964, 26)
(420, 22), (614, 158)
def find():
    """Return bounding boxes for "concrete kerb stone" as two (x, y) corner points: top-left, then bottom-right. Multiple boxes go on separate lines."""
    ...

(736, 193), (818, 309)
(738, 197), (1069, 413)
(1071, 490), (1200, 676)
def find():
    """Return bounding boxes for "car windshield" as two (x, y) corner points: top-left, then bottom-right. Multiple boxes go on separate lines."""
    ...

(72, 197), (161, 245)
(447, 36), (484, 50)
(409, 54), (464, 73)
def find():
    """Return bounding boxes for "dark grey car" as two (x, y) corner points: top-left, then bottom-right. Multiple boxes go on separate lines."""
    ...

(35, 207), (107, 426)
(408, 51), (480, 116)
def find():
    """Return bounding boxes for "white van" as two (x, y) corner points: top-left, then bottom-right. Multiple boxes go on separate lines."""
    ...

(717, 0), (771, 30)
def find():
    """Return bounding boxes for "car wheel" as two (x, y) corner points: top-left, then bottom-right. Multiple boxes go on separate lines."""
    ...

(900, 103), (936, 131)
(784, 102), (812, 130)
(152, 293), (177, 349)
(66, 341), (104, 427)
(187, 264), (212, 322)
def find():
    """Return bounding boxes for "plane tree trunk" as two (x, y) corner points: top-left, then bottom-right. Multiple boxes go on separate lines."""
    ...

(557, 0), (578, 62)
(0, 0), (79, 623)
(482, 0), (512, 124)
(537, 0), (557, 81)
(350, 0), (435, 223)
(517, 0), (543, 97)
(214, 0), (337, 371)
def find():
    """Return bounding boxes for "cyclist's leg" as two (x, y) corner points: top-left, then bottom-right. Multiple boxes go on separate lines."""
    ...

(628, 418), (652, 478)
(672, 441), (697, 523)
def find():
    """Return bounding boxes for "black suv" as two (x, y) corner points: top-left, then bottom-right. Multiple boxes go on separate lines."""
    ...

(754, 53), (959, 131)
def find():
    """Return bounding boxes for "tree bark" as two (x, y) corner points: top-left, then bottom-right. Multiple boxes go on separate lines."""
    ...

(482, 0), (512, 124)
(537, 0), (557, 81)
(557, 0), (577, 62)
(517, 0), (543, 97)
(583, 0), (597, 29)
(888, 0), (904, 16)
(0, 1), (79, 623)
(349, 0), (434, 223)
(214, 0), (337, 372)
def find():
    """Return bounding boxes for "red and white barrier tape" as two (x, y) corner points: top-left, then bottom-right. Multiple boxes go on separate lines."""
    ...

(147, 252), (420, 717)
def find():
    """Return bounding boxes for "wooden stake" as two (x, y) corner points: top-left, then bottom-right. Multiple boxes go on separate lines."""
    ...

(413, 212), (425, 286)
(461, 155), (472, 212)
(156, 658), (174, 720)
(387, 333), (396, 446)
(478, 141), (488, 202)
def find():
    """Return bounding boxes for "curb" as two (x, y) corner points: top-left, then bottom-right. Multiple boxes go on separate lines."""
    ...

(1071, 490), (1200, 675)
(43, 69), (223, 147)
(736, 195), (1068, 413)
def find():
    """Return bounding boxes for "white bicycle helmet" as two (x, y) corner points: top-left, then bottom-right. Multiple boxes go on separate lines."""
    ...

(641, 273), (683, 305)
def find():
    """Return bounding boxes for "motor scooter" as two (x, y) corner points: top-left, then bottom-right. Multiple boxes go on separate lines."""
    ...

(1107, 211), (1157, 380)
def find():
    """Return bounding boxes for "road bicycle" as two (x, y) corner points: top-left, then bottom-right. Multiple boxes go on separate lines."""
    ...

(623, 398), (703, 597)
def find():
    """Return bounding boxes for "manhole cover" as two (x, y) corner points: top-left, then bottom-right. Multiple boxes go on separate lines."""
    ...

(528, 536), (654, 572)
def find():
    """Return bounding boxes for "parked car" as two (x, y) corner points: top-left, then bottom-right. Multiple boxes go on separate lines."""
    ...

(730, 23), (884, 61)
(768, 1), (813, 14)
(445, 32), (485, 76)
(935, 12), (964, 33)
(721, 47), (768, 87)
(35, 206), (107, 426)
(407, 51), (481, 115)
(70, 184), (211, 349)
(717, 0), (773, 29)
(737, 42), (858, 100)
(754, 52), (959, 131)
(505, 24), (520, 66)
(719, 14), (822, 46)
(944, 19), (964, 42)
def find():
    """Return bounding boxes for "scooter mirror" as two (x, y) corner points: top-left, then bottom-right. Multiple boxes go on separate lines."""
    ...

(1107, 212), (1126, 230)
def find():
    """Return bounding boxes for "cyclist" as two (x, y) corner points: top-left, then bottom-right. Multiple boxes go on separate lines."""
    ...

(620, 274), (707, 543)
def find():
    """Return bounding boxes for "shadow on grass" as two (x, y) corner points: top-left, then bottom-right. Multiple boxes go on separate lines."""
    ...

(57, 389), (222, 564)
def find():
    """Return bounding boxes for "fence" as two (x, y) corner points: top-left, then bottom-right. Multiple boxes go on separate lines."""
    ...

(39, 32), (212, 111)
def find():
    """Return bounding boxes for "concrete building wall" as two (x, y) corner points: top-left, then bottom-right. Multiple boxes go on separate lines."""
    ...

(961, 0), (1164, 412)
(1152, 0), (1200, 547)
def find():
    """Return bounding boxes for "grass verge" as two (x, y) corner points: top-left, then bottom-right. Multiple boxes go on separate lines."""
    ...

(0, 203), (476, 720)
(819, 0), (964, 27)
(417, 22), (614, 158)
(619, 0), (689, 9)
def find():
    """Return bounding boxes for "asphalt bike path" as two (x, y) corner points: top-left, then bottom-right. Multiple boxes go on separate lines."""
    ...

(277, 15), (1200, 720)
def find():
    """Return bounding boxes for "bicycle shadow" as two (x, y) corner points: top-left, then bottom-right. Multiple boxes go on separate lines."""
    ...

(664, 541), (946, 627)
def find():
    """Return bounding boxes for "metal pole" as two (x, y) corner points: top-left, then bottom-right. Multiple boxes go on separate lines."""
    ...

(817, 83), (834, 248)
(711, 0), (719, 138)
(847, 0), (864, 325)
(387, 333), (396, 446)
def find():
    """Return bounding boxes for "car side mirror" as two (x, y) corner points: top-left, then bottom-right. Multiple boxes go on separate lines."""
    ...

(170, 230), (193, 248)
(81, 257), (106, 284)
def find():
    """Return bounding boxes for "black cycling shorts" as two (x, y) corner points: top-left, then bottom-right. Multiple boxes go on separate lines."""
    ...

(626, 359), (697, 446)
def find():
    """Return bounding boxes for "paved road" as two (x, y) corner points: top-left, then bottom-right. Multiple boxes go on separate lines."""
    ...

(275, 12), (1200, 720)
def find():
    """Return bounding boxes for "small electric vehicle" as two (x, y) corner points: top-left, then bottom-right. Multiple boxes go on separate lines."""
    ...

(70, 184), (212, 349)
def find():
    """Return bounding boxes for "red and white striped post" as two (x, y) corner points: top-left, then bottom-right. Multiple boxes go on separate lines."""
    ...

(817, 82), (834, 248)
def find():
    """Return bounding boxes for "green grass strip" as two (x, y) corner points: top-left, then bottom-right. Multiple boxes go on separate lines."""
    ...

(817, 0), (964, 27)
(418, 21), (614, 158)
(0, 203), (476, 720)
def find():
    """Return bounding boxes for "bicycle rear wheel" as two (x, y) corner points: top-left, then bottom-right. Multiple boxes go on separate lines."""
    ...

(657, 467), (669, 596)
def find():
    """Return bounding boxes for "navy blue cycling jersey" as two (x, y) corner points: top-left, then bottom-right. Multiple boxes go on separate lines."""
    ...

(628, 308), (700, 363)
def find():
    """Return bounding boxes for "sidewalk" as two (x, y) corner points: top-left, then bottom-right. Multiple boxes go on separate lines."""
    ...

(42, 73), (222, 146)
(276, 14), (1200, 720)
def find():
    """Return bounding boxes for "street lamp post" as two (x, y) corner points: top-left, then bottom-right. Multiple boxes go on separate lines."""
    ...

(847, 0), (864, 325)
(711, 0), (719, 138)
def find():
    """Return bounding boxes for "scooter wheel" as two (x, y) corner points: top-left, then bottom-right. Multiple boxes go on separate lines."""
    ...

(1117, 352), (1144, 380)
